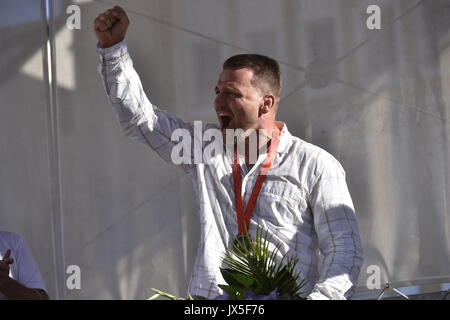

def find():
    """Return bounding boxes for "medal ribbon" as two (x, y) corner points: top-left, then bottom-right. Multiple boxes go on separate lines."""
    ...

(232, 128), (281, 235)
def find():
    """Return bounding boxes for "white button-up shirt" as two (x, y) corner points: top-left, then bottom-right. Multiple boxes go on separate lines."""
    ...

(0, 231), (47, 298)
(97, 40), (363, 300)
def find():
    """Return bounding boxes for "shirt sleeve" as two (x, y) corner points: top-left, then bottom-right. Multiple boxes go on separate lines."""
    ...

(96, 40), (195, 173)
(11, 235), (47, 292)
(307, 154), (364, 300)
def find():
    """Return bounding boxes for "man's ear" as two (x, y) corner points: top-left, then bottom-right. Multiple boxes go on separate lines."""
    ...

(260, 94), (275, 114)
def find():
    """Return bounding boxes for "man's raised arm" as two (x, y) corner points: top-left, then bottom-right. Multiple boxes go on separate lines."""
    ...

(94, 6), (195, 172)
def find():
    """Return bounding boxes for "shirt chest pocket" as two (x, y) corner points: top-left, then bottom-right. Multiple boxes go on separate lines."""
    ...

(248, 178), (308, 226)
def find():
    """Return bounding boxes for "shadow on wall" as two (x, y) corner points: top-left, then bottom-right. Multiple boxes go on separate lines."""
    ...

(56, 0), (200, 300)
(277, 0), (450, 290)
(1, 0), (199, 299)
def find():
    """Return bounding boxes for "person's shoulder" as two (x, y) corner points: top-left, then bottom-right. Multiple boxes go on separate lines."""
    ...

(290, 135), (342, 168)
(287, 135), (346, 189)
(0, 231), (24, 253)
(0, 230), (22, 243)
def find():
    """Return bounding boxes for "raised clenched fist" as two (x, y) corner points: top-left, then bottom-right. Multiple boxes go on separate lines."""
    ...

(94, 6), (129, 48)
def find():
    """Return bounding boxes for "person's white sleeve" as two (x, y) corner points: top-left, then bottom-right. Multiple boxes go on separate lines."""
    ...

(13, 235), (47, 292)
(307, 154), (364, 300)
(96, 40), (195, 173)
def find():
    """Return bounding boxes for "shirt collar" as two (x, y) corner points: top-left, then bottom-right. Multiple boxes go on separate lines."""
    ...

(274, 121), (293, 154)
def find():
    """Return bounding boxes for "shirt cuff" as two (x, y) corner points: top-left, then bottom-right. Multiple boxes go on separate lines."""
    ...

(307, 285), (347, 300)
(96, 39), (128, 61)
(307, 290), (331, 300)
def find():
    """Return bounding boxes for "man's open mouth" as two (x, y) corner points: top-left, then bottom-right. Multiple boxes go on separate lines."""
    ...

(219, 115), (233, 130)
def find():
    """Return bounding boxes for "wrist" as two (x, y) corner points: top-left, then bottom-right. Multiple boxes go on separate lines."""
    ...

(0, 278), (48, 300)
(99, 37), (125, 49)
(0, 276), (14, 293)
(96, 39), (128, 60)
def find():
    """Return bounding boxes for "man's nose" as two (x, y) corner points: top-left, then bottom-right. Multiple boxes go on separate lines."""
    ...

(214, 94), (225, 111)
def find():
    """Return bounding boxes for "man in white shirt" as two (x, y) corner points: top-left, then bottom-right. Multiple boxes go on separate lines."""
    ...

(94, 6), (363, 299)
(0, 231), (49, 300)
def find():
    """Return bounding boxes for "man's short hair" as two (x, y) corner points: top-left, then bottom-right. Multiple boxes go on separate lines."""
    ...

(223, 54), (281, 100)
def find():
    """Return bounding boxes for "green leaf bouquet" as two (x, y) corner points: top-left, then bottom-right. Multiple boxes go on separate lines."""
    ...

(149, 227), (306, 300)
